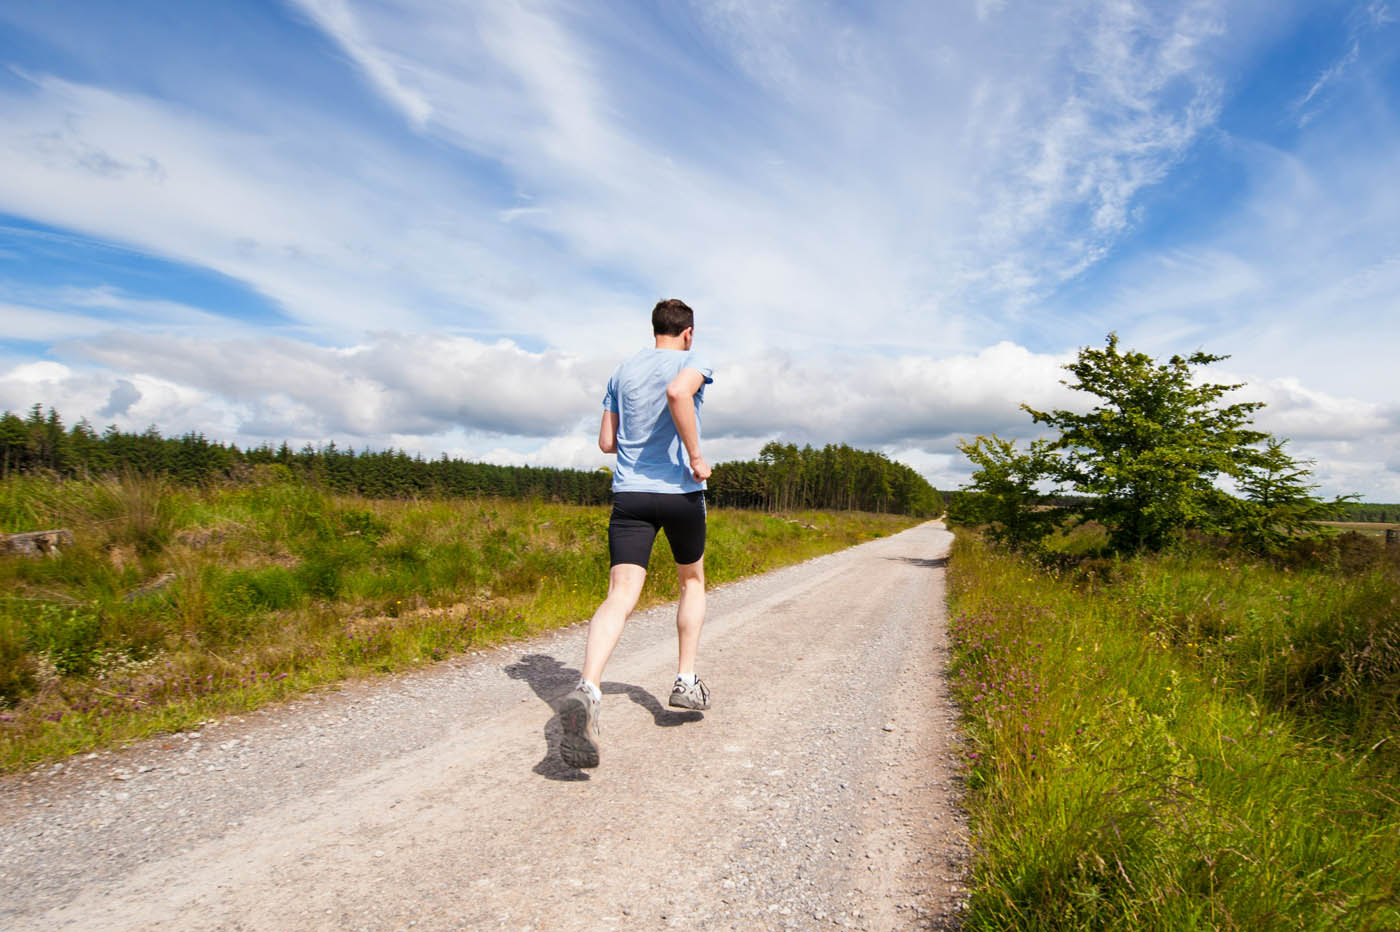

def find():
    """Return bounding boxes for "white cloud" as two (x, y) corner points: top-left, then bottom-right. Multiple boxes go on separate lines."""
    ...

(1062, 131), (1400, 402)
(287, 0), (433, 126)
(2, 303), (115, 342)
(710, 342), (1079, 448)
(0, 1), (1256, 364)
(6, 328), (1084, 469)
(1293, 41), (1359, 127)
(0, 72), (644, 352)
(6, 327), (1397, 498)
(56, 331), (607, 440)
(1239, 376), (1391, 442)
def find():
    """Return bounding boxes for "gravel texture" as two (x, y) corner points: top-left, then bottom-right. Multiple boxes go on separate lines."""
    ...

(1, 521), (968, 930)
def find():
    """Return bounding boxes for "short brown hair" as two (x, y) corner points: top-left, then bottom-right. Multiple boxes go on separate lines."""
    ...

(652, 298), (694, 336)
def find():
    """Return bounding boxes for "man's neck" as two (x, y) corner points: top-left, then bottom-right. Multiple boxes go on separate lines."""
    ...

(654, 334), (689, 351)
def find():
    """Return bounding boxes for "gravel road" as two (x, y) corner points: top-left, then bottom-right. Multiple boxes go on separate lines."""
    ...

(1, 521), (967, 931)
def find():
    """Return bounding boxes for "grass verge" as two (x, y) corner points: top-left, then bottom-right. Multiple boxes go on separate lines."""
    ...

(947, 533), (1400, 931)
(1, 472), (919, 771)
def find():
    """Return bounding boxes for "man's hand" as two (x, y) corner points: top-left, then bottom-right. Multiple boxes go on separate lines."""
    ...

(689, 454), (711, 482)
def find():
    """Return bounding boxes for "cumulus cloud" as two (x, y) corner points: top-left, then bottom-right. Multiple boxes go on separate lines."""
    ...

(710, 343), (1078, 447)
(16, 333), (1074, 454)
(99, 378), (141, 418)
(2, 331), (1079, 469)
(58, 331), (607, 440)
(1237, 376), (1391, 442)
(5, 328), (1398, 498)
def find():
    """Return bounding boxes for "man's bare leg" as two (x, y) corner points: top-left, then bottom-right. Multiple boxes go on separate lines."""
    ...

(675, 558), (705, 675)
(580, 563), (647, 688)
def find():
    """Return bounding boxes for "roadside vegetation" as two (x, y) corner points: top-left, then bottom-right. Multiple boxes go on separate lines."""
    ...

(946, 334), (1398, 929)
(947, 532), (1399, 930)
(0, 469), (918, 770)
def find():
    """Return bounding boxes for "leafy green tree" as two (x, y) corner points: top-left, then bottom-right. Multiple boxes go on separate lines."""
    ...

(952, 435), (1062, 548)
(1023, 334), (1269, 552)
(0, 411), (25, 477)
(1229, 439), (1351, 554)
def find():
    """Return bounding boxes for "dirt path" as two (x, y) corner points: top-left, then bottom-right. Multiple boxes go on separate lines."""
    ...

(1, 521), (967, 931)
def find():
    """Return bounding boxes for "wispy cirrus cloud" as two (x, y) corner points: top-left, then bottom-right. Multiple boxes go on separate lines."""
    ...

(1293, 41), (1360, 127)
(287, 0), (433, 127)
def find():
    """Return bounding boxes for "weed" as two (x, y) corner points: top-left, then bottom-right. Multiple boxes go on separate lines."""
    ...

(25, 602), (103, 677)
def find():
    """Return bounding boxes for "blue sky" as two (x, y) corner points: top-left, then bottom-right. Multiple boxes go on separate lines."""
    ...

(1, 0), (1397, 497)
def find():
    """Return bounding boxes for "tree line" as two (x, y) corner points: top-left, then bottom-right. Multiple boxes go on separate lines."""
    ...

(1333, 502), (1400, 523)
(708, 442), (943, 516)
(0, 405), (941, 516)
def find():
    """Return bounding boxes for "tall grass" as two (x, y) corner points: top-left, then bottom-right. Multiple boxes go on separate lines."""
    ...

(0, 472), (916, 769)
(948, 534), (1399, 930)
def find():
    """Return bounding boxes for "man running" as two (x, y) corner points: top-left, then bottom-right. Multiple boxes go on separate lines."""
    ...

(558, 298), (714, 770)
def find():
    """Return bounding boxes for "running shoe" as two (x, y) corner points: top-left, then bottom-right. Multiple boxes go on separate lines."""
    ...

(558, 684), (601, 769)
(668, 675), (710, 711)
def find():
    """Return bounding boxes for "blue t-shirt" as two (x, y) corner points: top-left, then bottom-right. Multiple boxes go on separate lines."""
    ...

(603, 348), (713, 493)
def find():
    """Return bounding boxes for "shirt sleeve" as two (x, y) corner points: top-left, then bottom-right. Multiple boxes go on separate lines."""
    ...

(602, 368), (619, 412)
(684, 353), (714, 384)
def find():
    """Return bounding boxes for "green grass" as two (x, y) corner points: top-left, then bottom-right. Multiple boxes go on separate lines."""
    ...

(0, 472), (917, 770)
(947, 533), (1400, 931)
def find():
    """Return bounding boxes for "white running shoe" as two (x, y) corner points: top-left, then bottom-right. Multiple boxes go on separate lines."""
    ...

(558, 683), (601, 768)
(668, 675), (710, 711)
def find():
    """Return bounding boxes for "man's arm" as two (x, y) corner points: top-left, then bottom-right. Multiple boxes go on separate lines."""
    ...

(598, 410), (618, 454)
(666, 368), (711, 481)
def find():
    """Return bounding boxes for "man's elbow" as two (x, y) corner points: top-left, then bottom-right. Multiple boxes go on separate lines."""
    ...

(666, 384), (689, 405)
(598, 438), (616, 454)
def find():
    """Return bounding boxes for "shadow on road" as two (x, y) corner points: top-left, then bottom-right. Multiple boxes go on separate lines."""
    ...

(503, 653), (703, 781)
(889, 556), (949, 569)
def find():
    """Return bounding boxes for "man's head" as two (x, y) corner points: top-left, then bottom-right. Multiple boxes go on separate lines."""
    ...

(652, 299), (694, 338)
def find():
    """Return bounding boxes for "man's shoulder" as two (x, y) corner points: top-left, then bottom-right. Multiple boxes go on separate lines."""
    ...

(682, 351), (713, 379)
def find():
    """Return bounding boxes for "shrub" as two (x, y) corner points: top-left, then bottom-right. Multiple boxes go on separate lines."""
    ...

(295, 538), (371, 599)
(221, 567), (300, 612)
(0, 614), (36, 705)
(25, 602), (103, 676)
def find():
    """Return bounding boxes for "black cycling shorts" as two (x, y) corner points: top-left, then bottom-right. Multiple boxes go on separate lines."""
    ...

(608, 491), (707, 567)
